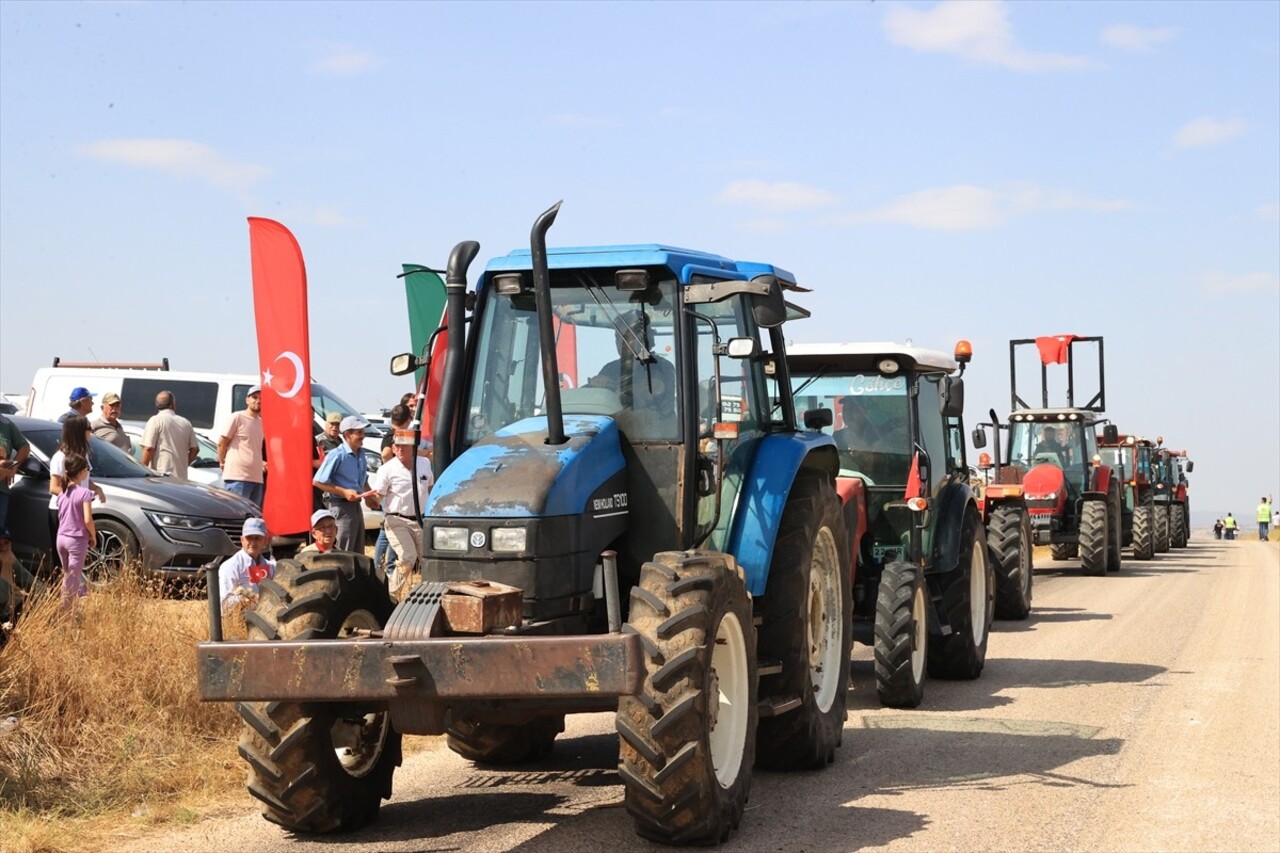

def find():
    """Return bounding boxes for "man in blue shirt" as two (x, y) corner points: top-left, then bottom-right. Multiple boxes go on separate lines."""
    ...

(313, 415), (372, 553)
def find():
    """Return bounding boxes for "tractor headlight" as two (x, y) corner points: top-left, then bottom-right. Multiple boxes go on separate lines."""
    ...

(432, 526), (469, 551)
(490, 527), (528, 553)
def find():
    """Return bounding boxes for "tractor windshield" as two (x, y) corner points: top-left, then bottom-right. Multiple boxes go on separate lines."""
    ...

(1008, 421), (1087, 472)
(463, 276), (679, 443)
(790, 371), (911, 485)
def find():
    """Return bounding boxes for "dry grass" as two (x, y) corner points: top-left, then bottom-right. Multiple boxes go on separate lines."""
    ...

(0, 572), (244, 851)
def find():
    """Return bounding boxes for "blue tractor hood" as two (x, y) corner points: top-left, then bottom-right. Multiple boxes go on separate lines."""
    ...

(425, 415), (625, 518)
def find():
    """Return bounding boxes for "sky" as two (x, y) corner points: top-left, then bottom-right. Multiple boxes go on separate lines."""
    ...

(1, 0), (1277, 520)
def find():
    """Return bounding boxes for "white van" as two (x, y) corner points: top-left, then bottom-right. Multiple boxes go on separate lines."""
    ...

(24, 360), (387, 449)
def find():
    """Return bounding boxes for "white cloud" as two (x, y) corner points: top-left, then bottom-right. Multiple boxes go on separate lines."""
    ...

(311, 48), (382, 76)
(1173, 116), (1247, 149)
(716, 179), (839, 212)
(1258, 203), (1280, 221)
(1200, 270), (1280, 295)
(284, 204), (358, 227)
(544, 113), (620, 128)
(831, 183), (1130, 231)
(883, 0), (1096, 72)
(77, 138), (269, 195)
(735, 218), (792, 236)
(1100, 24), (1178, 52)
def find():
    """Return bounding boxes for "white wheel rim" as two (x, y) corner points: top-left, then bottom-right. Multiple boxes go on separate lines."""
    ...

(807, 527), (843, 714)
(969, 540), (987, 645)
(910, 582), (927, 685)
(710, 610), (749, 788)
(330, 608), (390, 777)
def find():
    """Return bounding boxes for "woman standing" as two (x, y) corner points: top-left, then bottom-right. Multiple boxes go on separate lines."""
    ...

(56, 454), (95, 609)
(49, 416), (105, 503)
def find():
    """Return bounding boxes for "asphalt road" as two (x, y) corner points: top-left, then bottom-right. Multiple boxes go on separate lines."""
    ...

(130, 537), (1279, 852)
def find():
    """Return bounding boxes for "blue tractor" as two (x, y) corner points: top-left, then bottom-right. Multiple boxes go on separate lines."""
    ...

(197, 204), (853, 845)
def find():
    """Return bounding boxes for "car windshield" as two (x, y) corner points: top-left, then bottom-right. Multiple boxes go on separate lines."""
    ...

(790, 370), (912, 485)
(24, 428), (153, 479)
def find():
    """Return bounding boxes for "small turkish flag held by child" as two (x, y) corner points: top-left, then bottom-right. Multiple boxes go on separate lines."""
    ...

(248, 563), (271, 585)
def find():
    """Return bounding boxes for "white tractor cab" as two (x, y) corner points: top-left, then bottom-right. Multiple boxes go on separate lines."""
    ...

(24, 359), (386, 452)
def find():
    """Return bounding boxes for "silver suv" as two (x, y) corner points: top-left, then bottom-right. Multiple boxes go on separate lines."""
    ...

(4, 416), (259, 581)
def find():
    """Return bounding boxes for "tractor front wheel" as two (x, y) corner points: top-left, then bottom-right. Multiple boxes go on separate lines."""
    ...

(1079, 500), (1109, 576)
(989, 505), (1033, 620)
(1050, 542), (1078, 561)
(446, 714), (565, 765)
(1154, 504), (1171, 553)
(1131, 503), (1155, 560)
(617, 551), (757, 845)
(873, 561), (928, 708)
(927, 510), (995, 680)
(1171, 504), (1188, 548)
(235, 552), (401, 833)
(1106, 483), (1124, 573)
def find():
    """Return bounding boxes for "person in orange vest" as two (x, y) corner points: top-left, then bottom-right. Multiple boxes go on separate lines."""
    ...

(1258, 497), (1272, 541)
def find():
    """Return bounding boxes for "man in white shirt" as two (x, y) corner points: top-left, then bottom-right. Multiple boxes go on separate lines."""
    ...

(218, 517), (275, 613)
(141, 391), (199, 480)
(369, 433), (433, 596)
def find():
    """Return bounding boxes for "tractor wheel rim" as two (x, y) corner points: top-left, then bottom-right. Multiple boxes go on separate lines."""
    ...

(807, 527), (842, 714)
(329, 608), (390, 777)
(910, 582), (927, 685)
(970, 539), (987, 645)
(710, 610), (748, 789)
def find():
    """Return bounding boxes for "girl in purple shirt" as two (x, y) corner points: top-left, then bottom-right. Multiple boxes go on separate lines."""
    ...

(56, 454), (95, 610)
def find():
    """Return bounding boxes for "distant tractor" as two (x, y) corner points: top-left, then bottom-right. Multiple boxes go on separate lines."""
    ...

(197, 204), (857, 845)
(788, 341), (997, 709)
(979, 335), (1123, 576)
(1096, 432), (1158, 560)
(1152, 444), (1194, 549)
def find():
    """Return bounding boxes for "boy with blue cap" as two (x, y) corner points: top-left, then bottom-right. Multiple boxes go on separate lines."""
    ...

(218, 517), (275, 613)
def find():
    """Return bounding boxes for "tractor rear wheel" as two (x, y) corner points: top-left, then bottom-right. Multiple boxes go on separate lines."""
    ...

(927, 510), (995, 680)
(236, 552), (401, 833)
(1050, 542), (1078, 561)
(1106, 483), (1124, 573)
(1079, 500), (1108, 576)
(1131, 504), (1155, 560)
(989, 505), (1033, 620)
(617, 551), (757, 845)
(1171, 504), (1188, 548)
(446, 715), (564, 765)
(1154, 504), (1171, 553)
(874, 561), (928, 708)
(755, 474), (851, 770)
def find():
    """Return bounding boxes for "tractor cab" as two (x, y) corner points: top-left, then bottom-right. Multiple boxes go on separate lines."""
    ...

(1006, 409), (1102, 514)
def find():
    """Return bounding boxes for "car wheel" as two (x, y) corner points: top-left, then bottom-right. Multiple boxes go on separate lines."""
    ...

(86, 519), (140, 585)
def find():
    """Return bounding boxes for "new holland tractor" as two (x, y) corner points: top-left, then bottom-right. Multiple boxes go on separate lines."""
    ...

(978, 335), (1123, 576)
(197, 204), (854, 846)
(1152, 443), (1193, 549)
(1095, 432), (1158, 560)
(787, 341), (997, 709)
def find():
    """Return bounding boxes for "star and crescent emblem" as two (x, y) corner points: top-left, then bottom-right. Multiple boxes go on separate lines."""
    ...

(261, 350), (306, 399)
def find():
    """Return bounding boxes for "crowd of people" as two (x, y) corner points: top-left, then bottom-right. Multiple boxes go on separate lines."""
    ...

(1213, 497), (1279, 541)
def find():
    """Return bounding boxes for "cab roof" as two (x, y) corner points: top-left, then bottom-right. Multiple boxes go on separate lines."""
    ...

(787, 341), (958, 375)
(1008, 407), (1104, 425)
(484, 244), (797, 287)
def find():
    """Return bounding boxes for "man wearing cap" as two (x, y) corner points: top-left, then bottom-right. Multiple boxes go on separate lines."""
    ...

(90, 393), (131, 453)
(299, 508), (339, 555)
(218, 517), (275, 613)
(369, 431), (434, 596)
(313, 415), (373, 553)
(218, 387), (265, 508)
(58, 388), (96, 424)
(142, 391), (199, 480)
(317, 411), (344, 456)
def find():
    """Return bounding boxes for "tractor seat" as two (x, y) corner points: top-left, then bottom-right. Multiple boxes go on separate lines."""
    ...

(560, 387), (621, 416)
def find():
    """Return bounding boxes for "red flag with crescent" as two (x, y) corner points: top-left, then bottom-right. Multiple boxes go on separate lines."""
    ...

(249, 218), (313, 536)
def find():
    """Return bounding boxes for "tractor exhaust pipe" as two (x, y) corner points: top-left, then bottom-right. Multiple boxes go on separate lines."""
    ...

(433, 240), (481, 477)
(530, 201), (567, 446)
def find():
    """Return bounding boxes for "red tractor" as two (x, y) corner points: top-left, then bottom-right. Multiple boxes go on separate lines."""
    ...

(978, 335), (1123, 576)
(1096, 432), (1158, 560)
(1152, 443), (1194, 549)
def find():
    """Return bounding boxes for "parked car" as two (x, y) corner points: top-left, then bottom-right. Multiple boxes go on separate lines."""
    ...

(121, 421), (224, 488)
(4, 416), (259, 582)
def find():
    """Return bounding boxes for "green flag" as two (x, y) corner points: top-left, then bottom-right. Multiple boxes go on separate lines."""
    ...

(401, 264), (447, 385)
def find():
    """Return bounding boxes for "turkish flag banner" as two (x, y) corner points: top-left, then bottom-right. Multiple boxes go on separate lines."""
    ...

(1035, 334), (1078, 365)
(249, 218), (313, 536)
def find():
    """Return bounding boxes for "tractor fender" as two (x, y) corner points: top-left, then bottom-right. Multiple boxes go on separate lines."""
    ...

(927, 480), (978, 575)
(727, 433), (837, 596)
(1090, 464), (1115, 497)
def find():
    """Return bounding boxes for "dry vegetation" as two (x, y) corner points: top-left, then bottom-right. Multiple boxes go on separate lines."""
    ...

(0, 572), (246, 852)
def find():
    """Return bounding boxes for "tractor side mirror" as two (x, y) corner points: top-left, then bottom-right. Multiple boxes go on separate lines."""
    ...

(390, 352), (420, 376)
(1102, 424), (1119, 444)
(971, 427), (987, 449)
(726, 337), (760, 359)
(804, 408), (833, 430)
(749, 275), (787, 329)
(940, 376), (965, 417)
(1185, 461), (1194, 473)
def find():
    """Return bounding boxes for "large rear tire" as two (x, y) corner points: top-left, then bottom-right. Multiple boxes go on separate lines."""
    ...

(1106, 483), (1124, 573)
(1131, 504), (1155, 560)
(873, 562), (928, 708)
(617, 552), (757, 845)
(1079, 500), (1108, 576)
(927, 510), (994, 680)
(446, 714), (565, 765)
(1050, 542), (1078, 561)
(236, 552), (401, 833)
(1154, 504), (1171, 553)
(755, 475), (851, 770)
(1171, 504), (1188, 548)
(989, 505), (1033, 620)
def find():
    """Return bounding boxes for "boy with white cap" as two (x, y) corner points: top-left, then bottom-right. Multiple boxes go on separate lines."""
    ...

(313, 415), (374, 552)
(218, 517), (275, 613)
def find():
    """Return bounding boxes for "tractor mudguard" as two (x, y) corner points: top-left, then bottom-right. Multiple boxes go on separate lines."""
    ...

(928, 481), (976, 575)
(726, 433), (837, 596)
(1090, 464), (1114, 497)
(425, 415), (625, 518)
